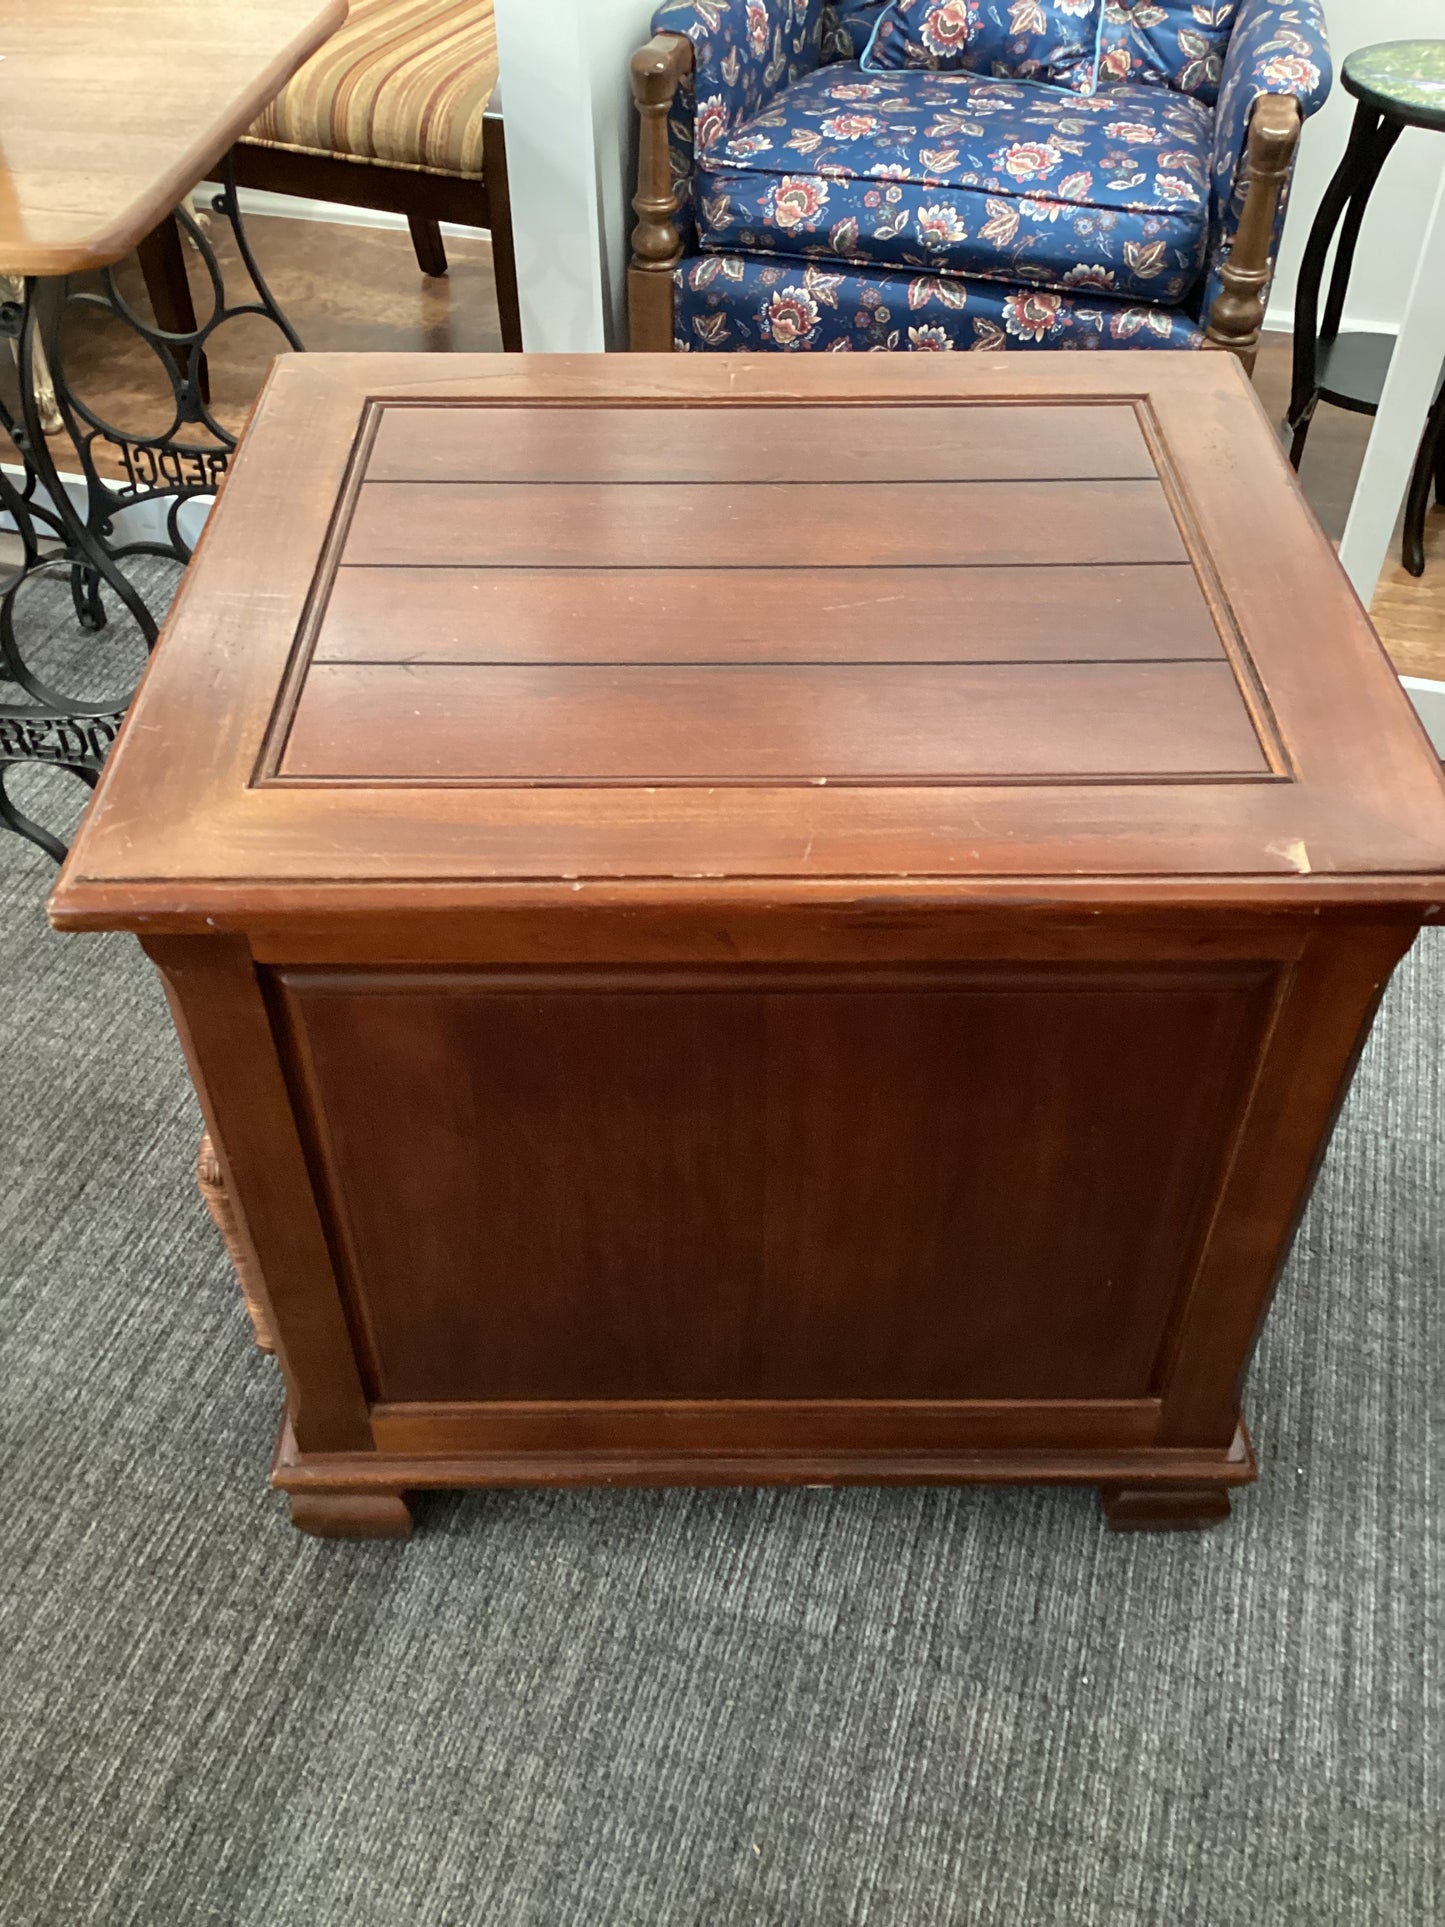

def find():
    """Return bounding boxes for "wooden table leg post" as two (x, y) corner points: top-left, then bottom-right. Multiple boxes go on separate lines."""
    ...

(289, 1491), (413, 1539)
(1100, 1485), (1234, 1531)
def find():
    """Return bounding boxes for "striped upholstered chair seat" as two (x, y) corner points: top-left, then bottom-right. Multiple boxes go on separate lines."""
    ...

(245, 0), (498, 179)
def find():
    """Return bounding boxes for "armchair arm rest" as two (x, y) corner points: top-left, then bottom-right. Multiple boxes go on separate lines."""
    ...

(1201, 0), (1330, 365)
(631, 33), (696, 351)
(629, 3), (829, 351)
(1210, 0), (1331, 211)
(652, 0), (829, 156)
(1204, 93), (1302, 366)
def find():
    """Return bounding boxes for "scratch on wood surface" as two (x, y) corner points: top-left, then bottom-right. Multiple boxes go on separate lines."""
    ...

(1268, 837), (1312, 874)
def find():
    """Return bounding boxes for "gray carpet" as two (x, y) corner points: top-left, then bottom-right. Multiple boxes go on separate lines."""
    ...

(0, 581), (1440, 1926)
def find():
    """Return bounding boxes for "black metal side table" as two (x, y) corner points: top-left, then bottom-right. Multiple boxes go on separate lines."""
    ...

(1287, 39), (1445, 576)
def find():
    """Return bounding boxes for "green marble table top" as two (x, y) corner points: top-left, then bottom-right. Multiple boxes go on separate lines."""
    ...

(1344, 40), (1445, 131)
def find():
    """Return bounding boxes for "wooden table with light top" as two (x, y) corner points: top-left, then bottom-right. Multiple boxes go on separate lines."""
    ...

(50, 352), (1445, 1540)
(0, 0), (345, 855)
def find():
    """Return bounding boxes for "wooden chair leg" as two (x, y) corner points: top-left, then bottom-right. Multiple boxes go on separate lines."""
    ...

(136, 213), (210, 403)
(197, 1132), (275, 1352)
(483, 88), (523, 352)
(1402, 383), (1445, 577)
(629, 34), (693, 351)
(1204, 94), (1303, 373)
(407, 214), (448, 278)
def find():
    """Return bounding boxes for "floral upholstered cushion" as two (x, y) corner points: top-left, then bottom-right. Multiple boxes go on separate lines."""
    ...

(696, 63), (1212, 303)
(246, 0), (498, 177)
(654, 0), (829, 161)
(1097, 1), (1239, 105)
(675, 252), (1205, 348)
(862, 1), (1103, 94)
(652, 0), (831, 248)
(824, 1), (891, 60)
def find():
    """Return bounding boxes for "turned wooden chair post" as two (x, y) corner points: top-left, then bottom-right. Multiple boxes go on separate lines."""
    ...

(629, 33), (692, 352)
(1205, 94), (1303, 372)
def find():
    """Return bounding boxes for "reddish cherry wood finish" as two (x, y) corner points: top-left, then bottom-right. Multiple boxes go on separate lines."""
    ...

(51, 353), (1445, 1539)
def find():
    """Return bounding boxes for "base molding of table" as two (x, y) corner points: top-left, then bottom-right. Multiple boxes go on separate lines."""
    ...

(271, 1415), (1256, 1535)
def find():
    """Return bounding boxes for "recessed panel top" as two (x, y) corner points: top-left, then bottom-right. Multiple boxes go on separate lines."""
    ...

(276, 398), (1267, 787)
(50, 353), (1445, 915)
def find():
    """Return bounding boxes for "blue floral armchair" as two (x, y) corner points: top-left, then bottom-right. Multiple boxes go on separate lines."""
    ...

(628, 1), (1330, 358)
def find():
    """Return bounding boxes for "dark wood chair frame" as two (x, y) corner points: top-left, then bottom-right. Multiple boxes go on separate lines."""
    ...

(140, 85), (522, 356)
(628, 33), (1300, 371)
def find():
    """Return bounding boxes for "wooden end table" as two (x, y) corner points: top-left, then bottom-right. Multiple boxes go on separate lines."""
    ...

(50, 353), (1445, 1540)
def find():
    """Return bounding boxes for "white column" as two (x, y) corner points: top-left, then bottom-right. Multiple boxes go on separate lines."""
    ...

(1401, 678), (1445, 754)
(494, 0), (658, 351)
(1335, 158), (1445, 749)
(1338, 162), (1445, 601)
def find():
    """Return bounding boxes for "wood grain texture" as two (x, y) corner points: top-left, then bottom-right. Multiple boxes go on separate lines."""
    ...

(340, 477), (1189, 570)
(0, 0), (347, 273)
(279, 661), (1268, 783)
(314, 562), (1224, 665)
(142, 935), (373, 1454)
(46, 353), (1445, 1535)
(363, 401), (1159, 483)
(51, 355), (1445, 917)
(272, 1414), (1258, 1492)
(275, 964), (1274, 1407)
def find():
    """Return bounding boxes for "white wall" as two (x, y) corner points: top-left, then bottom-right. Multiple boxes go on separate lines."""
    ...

(494, 0), (656, 350)
(1267, 0), (1445, 334)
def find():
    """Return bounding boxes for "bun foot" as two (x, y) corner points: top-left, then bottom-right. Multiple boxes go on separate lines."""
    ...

(289, 1490), (413, 1539)
(1100, 1483), (1232, 1532)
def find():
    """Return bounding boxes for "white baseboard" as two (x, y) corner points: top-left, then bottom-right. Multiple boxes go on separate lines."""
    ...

(1402, 678), (1445, 755)
(0, 463), (212, 552)
(1262, 309), (1403, 339)
(198, 181), (489, 242)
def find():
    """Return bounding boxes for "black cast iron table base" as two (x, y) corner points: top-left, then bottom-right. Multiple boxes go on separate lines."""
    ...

(1, 157), (301, 859)
(1287, 87), (1445, 578)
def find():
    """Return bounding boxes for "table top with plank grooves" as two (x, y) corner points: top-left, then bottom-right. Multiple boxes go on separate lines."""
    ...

(51, 354), (1445, 930)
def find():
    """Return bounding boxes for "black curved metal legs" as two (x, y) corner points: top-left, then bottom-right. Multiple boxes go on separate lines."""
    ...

(1402, 383), (1445, 578)
(0, 156), (303, 860)
(0, 716), (120, 863)
(1287, 102), (1400, 468)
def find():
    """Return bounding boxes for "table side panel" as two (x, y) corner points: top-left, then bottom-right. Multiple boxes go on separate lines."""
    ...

(272, 961), (1278, 1411)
